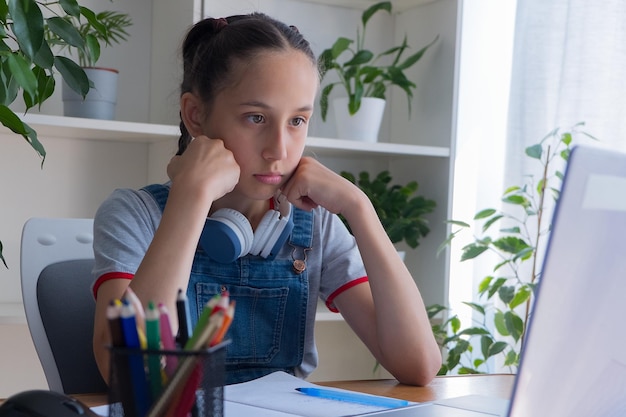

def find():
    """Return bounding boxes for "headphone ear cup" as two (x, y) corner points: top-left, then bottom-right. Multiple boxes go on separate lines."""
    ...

(250, 210), (280, 256)
(261, 215), (294, 260)
(199, 208), (253, 263)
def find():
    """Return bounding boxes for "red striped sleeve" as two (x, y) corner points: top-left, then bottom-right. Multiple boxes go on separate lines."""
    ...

(92, 272), (134, 299)
(325, 276), (368, 313)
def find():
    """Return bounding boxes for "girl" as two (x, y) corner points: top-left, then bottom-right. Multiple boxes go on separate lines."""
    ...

(92, 12), (441, 386)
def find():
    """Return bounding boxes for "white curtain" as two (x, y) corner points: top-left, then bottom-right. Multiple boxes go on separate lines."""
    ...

(506, 0), (626, 184)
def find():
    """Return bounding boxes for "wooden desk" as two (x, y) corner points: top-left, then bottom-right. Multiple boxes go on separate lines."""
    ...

(318, 374), (515, 403)
(68, 374), (515, 407)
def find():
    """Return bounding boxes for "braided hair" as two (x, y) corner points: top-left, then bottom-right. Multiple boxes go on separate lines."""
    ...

(177, 13), (318, 155)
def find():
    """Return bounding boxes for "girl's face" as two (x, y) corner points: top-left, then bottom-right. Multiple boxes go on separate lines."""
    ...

(203, 49), (319, 202)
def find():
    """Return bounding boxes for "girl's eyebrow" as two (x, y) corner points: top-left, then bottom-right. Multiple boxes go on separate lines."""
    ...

(240, 100), (314, 112)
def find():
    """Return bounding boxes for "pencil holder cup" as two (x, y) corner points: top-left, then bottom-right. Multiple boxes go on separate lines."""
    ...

(108, 341), (229, 417)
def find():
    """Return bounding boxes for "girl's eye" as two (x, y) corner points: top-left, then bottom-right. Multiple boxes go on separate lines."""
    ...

(291, 117), (307, 127)
(248, 114), (265, 124)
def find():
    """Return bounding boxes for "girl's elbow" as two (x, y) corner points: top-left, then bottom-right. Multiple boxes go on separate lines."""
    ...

(396, 351), (442, 386)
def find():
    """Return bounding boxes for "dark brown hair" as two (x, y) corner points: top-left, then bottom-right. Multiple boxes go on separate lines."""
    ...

(177, 13), (317, 155)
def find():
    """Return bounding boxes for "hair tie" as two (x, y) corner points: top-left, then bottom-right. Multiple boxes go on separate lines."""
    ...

(289, 25), (299, 33)
(214, 17), (228, 32)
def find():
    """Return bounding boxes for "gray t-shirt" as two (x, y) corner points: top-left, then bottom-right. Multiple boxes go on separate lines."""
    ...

(92, 183), (367, 378)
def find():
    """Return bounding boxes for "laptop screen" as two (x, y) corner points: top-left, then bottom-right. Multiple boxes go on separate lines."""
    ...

(508, 145), (626, 416)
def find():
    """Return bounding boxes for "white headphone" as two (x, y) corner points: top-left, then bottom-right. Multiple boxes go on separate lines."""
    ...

(199, 195), (294, 263)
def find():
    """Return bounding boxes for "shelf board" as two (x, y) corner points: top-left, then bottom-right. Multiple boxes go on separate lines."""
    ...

(306, 136), (449, 158)
(10, 114), (449, 158)
(293, 0), (439, 12)
(20, 113), (179, 143)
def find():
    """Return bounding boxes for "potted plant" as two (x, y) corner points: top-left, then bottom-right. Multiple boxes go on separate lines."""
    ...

(0, 0), (130, 266)
(431, 123), (596, 375)
(340, 170), (436, 251)
(47, 8), (132, 119)
(318, 1), (438, 142)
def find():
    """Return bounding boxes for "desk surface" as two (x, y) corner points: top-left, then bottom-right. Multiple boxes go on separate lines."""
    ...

(68, 374), (515, 408)
(318, 374), (515, 403)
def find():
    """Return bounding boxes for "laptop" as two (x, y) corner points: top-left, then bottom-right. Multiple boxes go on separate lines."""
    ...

(367, 144), (626, 416)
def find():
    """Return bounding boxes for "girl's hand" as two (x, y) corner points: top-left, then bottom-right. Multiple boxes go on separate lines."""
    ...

(166, 136), (240, 201)
(280, 157), (365, 215)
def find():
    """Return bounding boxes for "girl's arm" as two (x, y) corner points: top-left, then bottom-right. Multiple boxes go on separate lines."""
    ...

(281, 157), (442, 386)
(93, 137), (239, 381)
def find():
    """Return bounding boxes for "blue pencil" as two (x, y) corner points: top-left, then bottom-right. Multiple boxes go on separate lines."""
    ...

(295, 387), (409, 408)
(120, 298), (152, 417)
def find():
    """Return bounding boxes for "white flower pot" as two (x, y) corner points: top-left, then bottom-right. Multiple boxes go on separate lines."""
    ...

(62, 67), (119, 120)
(333, 97), (385, 142)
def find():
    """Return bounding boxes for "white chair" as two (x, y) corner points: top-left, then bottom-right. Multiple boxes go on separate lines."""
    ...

(20, 217), (107, 394)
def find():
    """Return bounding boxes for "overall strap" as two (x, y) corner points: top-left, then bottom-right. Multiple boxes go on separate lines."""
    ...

(141, 183), (169, 212)
(288, 208), (314, 248)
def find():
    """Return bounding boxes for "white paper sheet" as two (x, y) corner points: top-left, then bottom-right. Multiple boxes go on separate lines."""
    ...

(224, 371), (415, 417)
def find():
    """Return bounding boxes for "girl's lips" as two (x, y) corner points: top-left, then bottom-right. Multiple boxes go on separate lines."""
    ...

(255, 174), (283, 185)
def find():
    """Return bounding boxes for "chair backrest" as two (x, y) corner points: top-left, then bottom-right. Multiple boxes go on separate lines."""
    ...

(20, 217), (107, 394)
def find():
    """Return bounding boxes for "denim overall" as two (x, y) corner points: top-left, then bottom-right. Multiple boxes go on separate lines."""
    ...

(142, 184), (314, 384)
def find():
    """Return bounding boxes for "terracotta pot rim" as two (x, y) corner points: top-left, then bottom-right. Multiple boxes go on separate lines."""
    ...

(82, 67), (119, 74)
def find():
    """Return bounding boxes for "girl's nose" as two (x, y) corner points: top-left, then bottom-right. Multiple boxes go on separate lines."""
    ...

(262, 128), (288, 160)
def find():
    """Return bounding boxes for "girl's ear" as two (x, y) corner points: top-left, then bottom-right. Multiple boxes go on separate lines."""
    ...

(180, 92), (206, 137)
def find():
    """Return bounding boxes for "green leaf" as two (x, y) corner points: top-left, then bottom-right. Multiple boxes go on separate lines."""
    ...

(458, 367), (482, 375)
(426, 304), (447, 319)
(487, 341), (508, 357)
(8, 0), (44, 62)
(487, 277), (507, 299)
(7, 53), (37, 98)
(474, 208), (496, 220)
(0, 2), (7, 23)
(482, 214), (503, 233)
(494, 311), (509, 336)
(502, 195), (528, 206)
(397, 35), (438, 71)
(84, 33), (101, 65)
(525, 144), (543, 159)
(498, 285), (515, 304)
(462, 301), (486, 316)
(0, 104), (46, 161)
(330, 37), (352, 60)
(460, 243), (489, 261)
(0, 240), (7, 268)
(458, 327), (490, 337)
(446, 220), (470, 228)
(54, 56), (89, 97)
(480, 335), (493, 358)
(33, 40), (54, 69)
(504, 350), (519, 367)
(509, 286), (531, 309)
(362, 1), (391, 28)
(59, 0), (81, 17)
(450, 316), (461, 334)
(478, 276), (493, 294)
(47, 16), (85, 49)
(505, 311), (524, 342)
(493, 236), (529, 254)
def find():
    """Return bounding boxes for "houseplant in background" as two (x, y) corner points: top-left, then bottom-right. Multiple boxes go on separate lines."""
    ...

(318, 1), (438, 142)
(47, 8), (132, 119)
(0, 0), (129, 266)
(430, 123), (596, 375)
(340, 170), (436, 252)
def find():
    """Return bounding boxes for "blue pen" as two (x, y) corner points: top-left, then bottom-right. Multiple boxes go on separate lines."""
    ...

(295, 387), (410, 408)
(120, 298), (152, 417)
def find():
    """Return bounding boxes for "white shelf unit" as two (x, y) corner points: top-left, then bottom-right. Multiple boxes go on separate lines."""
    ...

(14, 114), (452, 321)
